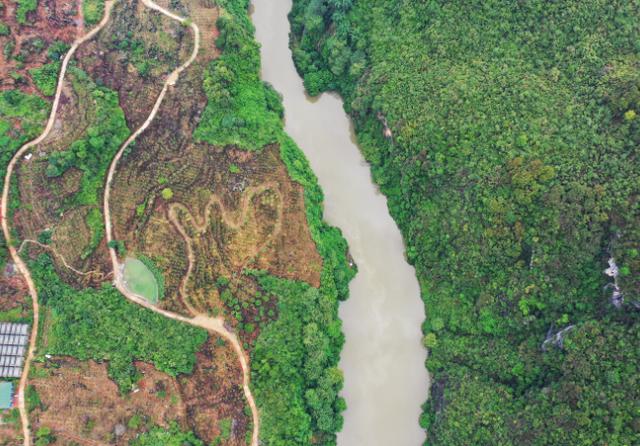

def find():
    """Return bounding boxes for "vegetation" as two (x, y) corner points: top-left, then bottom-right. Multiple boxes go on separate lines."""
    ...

(0, 90), (49, 266)
(218, 418), (232, 441)
(0, 22), (10, 37)
(26, 384), (42, 412)
(33, 69), (128, 260)
(46, 68), (130, 208)
(161, 187), (173, 200)
(34, 426), (55, 446)
(83, 0), (105, 26)
(290, 0), (640, 444)
(199, 0), (354, 444)
(0, 90), (49, 146)
(0, 306), (28, 323)
(130, 422), (203, 446)
(82, 207), (104, 260)
(14, 0), (37, 25)
(29, 253), (208, 391)
(112, 37), (159, 79)
(28, 62), (60, 97)
(47, 41), (70, 61)
(193, 0), (282, 150)
(251, 272), (347, 446)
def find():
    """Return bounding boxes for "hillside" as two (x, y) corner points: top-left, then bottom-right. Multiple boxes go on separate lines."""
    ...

(289, 1), (640, 444)
(0, 0), (353, 444)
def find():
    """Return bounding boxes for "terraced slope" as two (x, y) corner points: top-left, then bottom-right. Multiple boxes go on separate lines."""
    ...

(290, 0), (640, 445)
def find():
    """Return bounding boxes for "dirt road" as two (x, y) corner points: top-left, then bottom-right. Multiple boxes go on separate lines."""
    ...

(167, 182), (284, 312)
(2, 1), (260, 445)
(0, 3), (116, 445)
(103, 2), (260, 445)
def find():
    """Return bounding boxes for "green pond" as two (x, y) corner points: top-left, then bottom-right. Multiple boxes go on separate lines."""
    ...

(123, 257), (159, 304)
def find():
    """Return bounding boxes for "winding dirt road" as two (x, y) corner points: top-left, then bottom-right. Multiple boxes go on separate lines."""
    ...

(1, 3), (116, 443)
(167, 182), (284, 312)
(102, 2), (260, 446)
(2, 1), (259, 445)
(0, 3), (116, 444)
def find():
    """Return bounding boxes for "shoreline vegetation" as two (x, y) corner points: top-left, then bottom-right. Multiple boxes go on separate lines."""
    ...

(288, 0), (640, 445)
(197, 0), (356, 443)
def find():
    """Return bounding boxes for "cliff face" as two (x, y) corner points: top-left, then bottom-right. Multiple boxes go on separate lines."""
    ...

(289, 0), (640, 444)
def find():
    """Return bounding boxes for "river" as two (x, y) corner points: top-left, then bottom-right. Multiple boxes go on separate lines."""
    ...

(251, 1), (429, 444)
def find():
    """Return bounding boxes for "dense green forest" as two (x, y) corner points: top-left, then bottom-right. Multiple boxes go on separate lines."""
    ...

(250, 271), (347, 446)
(289, 0), (640, 444)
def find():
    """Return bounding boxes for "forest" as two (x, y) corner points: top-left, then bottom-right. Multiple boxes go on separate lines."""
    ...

(202, 0), (355, 444)
(289, 0), (640, 445)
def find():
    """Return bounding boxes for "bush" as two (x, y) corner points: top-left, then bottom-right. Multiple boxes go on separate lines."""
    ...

(161, 188), (174, 200)
(130, 422), (203, 446)
(30, 254), (208, 392)
(83, 0), (104, 25)
(29, 62), (60, 97)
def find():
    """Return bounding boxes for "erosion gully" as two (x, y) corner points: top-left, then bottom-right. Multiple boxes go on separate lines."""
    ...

(251, 1), (430, 445)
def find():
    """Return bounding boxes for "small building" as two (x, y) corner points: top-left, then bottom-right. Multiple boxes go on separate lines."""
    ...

(0, 323), (29, 378)
(0, 381), (13, 409)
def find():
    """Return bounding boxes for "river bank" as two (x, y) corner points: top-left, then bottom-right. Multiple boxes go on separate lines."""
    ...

(251, 1), (429, 444)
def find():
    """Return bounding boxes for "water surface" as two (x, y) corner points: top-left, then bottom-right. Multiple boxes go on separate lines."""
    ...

(123, 257), (159, 304)
(251, 1), (429, 444)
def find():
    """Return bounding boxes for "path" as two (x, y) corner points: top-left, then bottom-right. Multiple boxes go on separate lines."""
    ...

(102, 2), (260, 445)
(167, 182), (284, 313)
(2, 1), (259, 445)
(18, 239), (109, 280)
(0, 3), (116, 444)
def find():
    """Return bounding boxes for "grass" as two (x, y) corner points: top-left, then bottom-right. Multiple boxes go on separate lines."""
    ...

(123, 257), (159, 304)
(83, 0), (105, 25)
(0, 307), (29, 323)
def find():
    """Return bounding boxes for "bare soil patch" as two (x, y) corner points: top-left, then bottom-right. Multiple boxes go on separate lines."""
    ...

(29, 357), (187, 445)
(0, 0), (81, 96)
(178, 337), (250, 445)
(28, 335), (248, 445)
(0, 264), (29, 316)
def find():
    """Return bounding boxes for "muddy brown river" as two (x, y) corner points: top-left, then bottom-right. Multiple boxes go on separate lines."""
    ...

(251, 1), (429, 444)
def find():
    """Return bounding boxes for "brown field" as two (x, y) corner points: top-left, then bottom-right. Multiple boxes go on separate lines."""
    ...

(0, 422), (22, 446)
(0, 0), (81, 96)
(75, 0), (194, 129)
(28, 336), (249, 446)
(0, 263), (29, 317)
(178, 336), (249, 445)
(109, 0), (322, 325)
